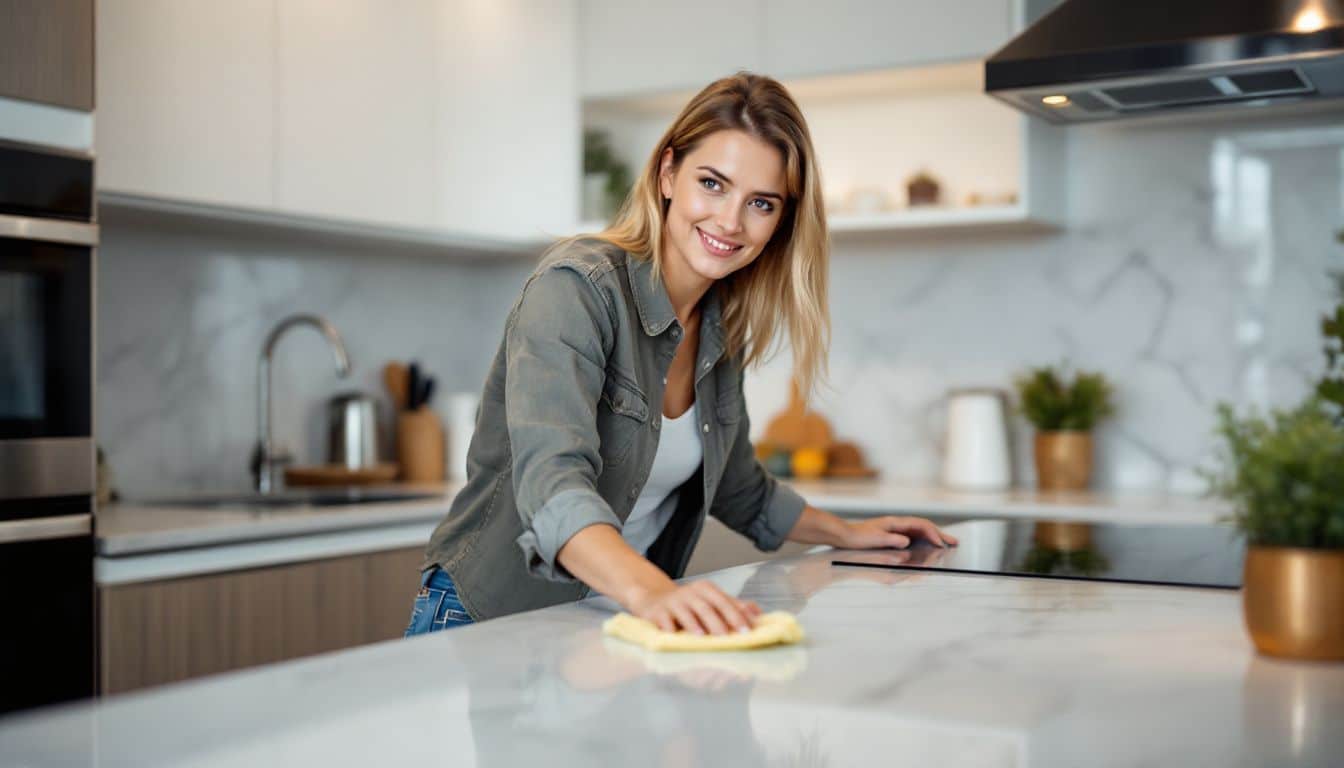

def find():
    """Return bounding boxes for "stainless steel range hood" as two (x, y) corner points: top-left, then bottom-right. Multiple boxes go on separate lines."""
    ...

(985, 0), (1344, 123)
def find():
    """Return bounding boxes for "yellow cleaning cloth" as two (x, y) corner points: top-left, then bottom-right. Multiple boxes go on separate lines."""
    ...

(601, 636), (809, 681)
(602, 611), (805, 652)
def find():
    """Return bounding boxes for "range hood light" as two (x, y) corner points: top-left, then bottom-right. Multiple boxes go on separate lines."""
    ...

(1293, 6), (1328, 32)
(1041, 95), (1071, 106)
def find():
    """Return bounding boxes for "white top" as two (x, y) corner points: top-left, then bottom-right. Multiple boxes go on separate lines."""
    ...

(621, 402), (703, 556)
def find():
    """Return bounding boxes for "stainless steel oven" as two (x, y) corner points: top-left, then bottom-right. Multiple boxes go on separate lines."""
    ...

(0, 137), (97, 714)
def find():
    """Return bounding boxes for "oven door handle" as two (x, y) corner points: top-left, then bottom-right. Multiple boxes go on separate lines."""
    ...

(0, 213), (98, 246)
(0, 514), (91, 544)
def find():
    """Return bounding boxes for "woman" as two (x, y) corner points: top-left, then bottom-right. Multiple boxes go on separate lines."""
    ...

(406, 72), (956, 639)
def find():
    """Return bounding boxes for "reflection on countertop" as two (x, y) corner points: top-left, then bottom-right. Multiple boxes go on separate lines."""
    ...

(11, 535), (1341, 766)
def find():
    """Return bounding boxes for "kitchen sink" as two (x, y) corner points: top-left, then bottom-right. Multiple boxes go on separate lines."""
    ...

(136, 488), (442, 510)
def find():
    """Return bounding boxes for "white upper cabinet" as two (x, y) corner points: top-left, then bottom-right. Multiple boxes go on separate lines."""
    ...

(578, 0), (1013, 96)
(96, 0), (578, 246)
(273, 0), (438, 230)
(435, 0), (578, 240)
(96, 0), (274, 209)
(578, 0), (763, 99)
(762, 0), (1013, 79)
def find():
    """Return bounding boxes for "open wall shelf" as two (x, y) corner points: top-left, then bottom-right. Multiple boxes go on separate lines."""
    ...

(578, 60), (1065, 240)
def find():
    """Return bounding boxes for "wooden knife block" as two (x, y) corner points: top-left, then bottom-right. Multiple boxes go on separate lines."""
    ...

(397, 408), (445, 483)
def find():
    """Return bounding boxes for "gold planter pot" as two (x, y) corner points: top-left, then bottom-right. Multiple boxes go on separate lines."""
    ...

(1033, 521), (1093, 551)
(1243, 546), (1344, 661)
(1034, 431), (1093, 491)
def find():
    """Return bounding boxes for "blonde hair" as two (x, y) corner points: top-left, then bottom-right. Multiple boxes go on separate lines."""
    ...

(586, 72), (830, 398)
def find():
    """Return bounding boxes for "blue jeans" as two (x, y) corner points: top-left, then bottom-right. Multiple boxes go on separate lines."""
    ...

(404, 567), (475, 637)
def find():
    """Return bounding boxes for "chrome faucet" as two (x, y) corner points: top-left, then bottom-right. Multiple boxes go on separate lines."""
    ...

(251, 314), (351, 493)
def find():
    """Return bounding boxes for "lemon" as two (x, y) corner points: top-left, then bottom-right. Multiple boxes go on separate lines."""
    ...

(790, 447), (829, 479)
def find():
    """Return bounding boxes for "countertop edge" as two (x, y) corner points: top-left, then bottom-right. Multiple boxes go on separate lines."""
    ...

(95, 503), (449, 557)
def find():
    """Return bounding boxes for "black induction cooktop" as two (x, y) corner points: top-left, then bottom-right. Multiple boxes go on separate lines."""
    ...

(832, 519), (1245, 590)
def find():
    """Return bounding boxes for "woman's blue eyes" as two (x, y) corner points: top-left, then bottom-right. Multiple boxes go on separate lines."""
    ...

(698, 177), (775, 213)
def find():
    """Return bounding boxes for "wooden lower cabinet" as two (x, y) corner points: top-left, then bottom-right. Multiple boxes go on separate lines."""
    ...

(99, 546), (424, 695)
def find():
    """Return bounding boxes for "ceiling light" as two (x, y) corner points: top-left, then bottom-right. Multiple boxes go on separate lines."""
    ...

(1041, 95), (1070, 106)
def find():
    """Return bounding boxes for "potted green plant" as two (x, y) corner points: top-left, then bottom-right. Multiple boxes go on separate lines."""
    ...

(1208, 240), (1344, 661)
(1012, 363), (1116, 491)
(1207, 397), (1344, 660)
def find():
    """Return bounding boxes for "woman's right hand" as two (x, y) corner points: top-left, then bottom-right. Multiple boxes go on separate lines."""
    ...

(556, 524), (762, 636)
(630, 580), (762, 636)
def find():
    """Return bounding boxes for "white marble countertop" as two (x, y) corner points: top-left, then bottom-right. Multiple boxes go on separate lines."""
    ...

(3, 523), (1337, 767)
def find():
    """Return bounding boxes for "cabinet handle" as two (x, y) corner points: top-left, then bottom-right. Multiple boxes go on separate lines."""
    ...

(0, 514), (91, 544)
(0, 213), (98, 246)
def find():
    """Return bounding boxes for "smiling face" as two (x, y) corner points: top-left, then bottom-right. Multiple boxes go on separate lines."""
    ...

(658, 129), (788, 287)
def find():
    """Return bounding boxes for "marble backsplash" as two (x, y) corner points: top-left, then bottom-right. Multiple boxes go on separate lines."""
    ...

(97, 111), (1344, 496)
(96, 219), (536, 495)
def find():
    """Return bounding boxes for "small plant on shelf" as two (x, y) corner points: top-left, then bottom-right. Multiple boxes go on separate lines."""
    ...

(582, 128), (632, 222)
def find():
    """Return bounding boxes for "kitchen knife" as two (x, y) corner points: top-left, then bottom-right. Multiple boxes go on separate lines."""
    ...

(420, 377), (436, 408)
(408, 362), (422, 410)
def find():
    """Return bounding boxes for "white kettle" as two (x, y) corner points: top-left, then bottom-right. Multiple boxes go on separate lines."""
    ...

(940, 388), (1013, 491)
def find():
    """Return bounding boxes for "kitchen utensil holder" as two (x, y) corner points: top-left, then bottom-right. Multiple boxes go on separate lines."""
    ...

(397, 407), (445, 483)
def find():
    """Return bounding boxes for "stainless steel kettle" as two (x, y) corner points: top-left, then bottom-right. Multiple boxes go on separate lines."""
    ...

(327, 392), (383, 469)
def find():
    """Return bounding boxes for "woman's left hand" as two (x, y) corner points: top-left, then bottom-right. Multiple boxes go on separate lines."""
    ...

(838, 516), (958, 550)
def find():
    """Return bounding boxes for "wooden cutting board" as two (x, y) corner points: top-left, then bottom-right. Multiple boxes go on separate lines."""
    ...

(762, 377), (834, 451)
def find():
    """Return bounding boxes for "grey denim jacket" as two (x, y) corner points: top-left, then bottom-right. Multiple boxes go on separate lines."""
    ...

(420, 239), (807, 620)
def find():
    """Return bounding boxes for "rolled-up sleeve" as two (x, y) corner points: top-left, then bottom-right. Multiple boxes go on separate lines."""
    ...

(708, 370), (806, 551)
(506, 265), (622, 582)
